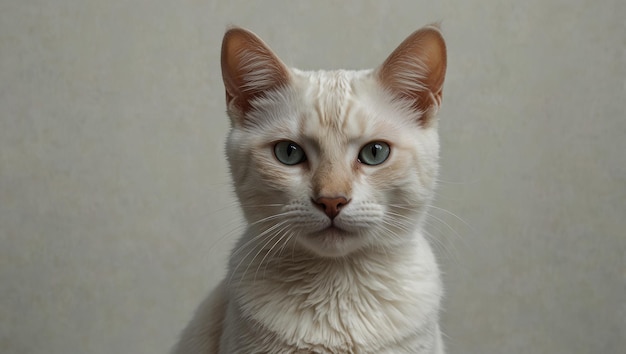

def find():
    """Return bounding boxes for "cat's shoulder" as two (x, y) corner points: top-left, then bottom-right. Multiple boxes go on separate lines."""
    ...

(170, 281), (228, 354)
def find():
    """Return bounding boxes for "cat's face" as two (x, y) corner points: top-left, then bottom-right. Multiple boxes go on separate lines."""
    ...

(221, 27), (446, 257)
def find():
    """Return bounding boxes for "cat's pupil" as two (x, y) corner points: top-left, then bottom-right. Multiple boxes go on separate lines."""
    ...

(287, 144), (296, 156)
(371, 144), (381, 156)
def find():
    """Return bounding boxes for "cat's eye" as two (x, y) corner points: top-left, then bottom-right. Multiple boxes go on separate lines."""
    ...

(274, 141), (307, 165)
(358, 141), (390, 166)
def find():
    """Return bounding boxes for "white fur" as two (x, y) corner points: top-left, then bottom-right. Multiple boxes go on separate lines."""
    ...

(173, 27), (446, 354)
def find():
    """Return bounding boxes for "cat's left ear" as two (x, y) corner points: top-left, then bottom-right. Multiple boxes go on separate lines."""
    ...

(376, 25), (447, 126)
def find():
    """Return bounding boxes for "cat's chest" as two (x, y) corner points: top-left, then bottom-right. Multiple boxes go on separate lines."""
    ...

(231, 256), (441, 352)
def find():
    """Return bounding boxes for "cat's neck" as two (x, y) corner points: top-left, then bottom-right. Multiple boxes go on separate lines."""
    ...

(226, 228), (442, 352)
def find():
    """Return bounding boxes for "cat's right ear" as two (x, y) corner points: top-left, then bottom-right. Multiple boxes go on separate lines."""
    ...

(221, 27), (290, 119)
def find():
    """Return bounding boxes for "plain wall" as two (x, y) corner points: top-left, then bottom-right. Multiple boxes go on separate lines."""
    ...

(1, 1), (624, 353)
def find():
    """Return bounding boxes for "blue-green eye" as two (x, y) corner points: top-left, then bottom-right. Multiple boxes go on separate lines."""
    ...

(358, 141), (390, 165)
(274, 141), (307, 165)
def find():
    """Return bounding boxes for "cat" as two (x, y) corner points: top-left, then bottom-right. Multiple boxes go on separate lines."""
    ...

(172, 23), (447, 354)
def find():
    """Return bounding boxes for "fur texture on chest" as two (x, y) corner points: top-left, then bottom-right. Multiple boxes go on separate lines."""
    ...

(221, 235), (443, 354)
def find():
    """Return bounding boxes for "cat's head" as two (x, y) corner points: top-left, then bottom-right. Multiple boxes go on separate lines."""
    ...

(221, 26), (446, 258)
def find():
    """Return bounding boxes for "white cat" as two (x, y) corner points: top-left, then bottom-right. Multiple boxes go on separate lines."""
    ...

(172, 24), (447, 353)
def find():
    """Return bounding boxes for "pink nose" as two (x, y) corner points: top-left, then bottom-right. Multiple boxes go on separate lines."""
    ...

(313, 196), (350, 220)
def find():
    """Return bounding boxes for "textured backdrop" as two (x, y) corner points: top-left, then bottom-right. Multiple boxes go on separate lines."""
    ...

(1, 1), (625, 353)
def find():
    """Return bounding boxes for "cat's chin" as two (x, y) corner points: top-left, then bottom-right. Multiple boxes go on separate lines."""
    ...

(298, 226), (365, 258)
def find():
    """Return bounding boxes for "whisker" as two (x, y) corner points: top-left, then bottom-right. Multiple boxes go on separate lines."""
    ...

(388, 203), (420, 212)
(248, 210), (298, 227)
(229, 212), (299, 259)
(423, 228), (458, 264)
(228, 220), (290, 285)
(435, 177), (481, 185)
(425, 211), (463, 242)
(428, 205), (475, 233)
(201, 217), (246, 255)
(276, 228), (297, 260)
(239, 203), (285, 209)
(386, 210), (418, 224)
(254, 224), (293, 283)
(380, 220), (412, 240)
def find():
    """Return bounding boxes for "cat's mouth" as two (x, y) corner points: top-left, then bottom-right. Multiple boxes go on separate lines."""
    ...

(312, 225), (353, 238)
(298, 224), (363, 257)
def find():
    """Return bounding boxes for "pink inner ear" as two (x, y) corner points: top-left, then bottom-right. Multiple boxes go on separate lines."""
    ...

(221, 28), (290, 114)
(376, 26), (447, 119)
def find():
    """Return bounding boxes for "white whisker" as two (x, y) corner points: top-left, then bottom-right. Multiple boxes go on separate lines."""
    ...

(254, 224), (293, 283)
(229, 211), (299, 258)
(428, 205), (475, 232)
(228, 220), (290, 285)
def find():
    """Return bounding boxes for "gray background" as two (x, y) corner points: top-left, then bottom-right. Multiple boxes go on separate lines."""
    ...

(1, 1), (624, 353)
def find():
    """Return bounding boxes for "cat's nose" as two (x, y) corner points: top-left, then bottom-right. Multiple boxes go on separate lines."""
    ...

(313, 196), (350, 220)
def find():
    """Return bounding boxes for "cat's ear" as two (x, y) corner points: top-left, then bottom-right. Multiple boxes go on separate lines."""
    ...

(376, 25), (447, 126)
(221, 27), (290, 118)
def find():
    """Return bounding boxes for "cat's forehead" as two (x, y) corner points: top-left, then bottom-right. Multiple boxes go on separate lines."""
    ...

(293, 68), (367, 110)
(248, 68), (412, 148)
(292, 69), (380, 140)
